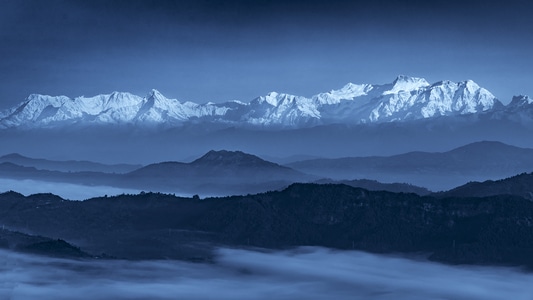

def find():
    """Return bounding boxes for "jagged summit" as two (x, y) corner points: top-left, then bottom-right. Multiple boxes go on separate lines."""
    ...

(384, 75), (430, 95)
(146, 89), (167, 101)
(149, 89), (163, 96)
(393, 74), (426, 83)
(509, 95), (533, 107)
(0, 76), (512, 129)
(313, 82), (372, 105)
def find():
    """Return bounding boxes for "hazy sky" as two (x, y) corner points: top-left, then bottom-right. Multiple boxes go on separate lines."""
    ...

(1, 0), (532, 108)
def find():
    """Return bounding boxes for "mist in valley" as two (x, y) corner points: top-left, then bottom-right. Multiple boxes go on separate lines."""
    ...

(2, 247), (533, 300)
(0, 178), (144, 201)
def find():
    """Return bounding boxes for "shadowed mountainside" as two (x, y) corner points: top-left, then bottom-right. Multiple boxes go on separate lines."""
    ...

(1, 184), (533, 267)
(315, 178), (431, 196)
(0, 226), (91, 259)
(438, 172), (533, 200)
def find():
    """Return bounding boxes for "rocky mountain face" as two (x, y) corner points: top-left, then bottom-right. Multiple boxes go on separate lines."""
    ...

(0, 75), (508, 129)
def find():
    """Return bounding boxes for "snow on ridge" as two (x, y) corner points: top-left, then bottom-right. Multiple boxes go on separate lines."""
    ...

(509, 95), (533, 107)
(313, 82), (374, 105)
(0, 76), (508, 129)
(382, 75), (430, 95)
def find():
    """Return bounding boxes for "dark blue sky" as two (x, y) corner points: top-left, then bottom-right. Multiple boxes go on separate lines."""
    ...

(1, 0), (532, 108)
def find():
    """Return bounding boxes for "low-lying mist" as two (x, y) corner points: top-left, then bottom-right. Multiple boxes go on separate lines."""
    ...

(0, 179), (143, 200)
(2, 247), (532, 300)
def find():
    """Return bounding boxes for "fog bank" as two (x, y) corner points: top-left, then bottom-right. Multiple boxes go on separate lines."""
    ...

(0, 179), (142, 200)
(1, 247), (532, 299)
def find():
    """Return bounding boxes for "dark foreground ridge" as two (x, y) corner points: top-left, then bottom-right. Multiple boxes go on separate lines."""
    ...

(0, 227), (91, 259)
(439, 172), (533, 200)
(0, 184), (532, 267)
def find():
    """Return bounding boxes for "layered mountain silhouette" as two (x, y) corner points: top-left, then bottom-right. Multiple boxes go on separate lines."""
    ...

(0, 153), (140, 173)
(2, 142), (533, 195)
(0, 150), (316, 196)
(287, 141), (533, 191)
(124, 150), (314, 195)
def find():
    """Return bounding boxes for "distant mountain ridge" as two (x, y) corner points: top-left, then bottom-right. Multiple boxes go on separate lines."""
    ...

(0, 149), (437, 197)
(0, 150), (316, 196)
(1, 75), (517, 129)
(3, 143), (533, 197)
(0, 153), (141, 173)
(125, 150), (314, 194)
(287, 141), (533, 191)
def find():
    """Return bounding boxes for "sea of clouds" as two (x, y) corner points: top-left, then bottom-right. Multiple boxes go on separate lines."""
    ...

(1, 247), (532, 299)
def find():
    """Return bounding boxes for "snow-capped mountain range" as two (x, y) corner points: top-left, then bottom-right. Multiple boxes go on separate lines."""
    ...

(0, 75), (522, 129)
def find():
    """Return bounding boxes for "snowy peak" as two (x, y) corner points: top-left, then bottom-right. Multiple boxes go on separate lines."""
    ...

(143, 89), (179, 108)
(145, 89), (168, 104)
(392, 75), (429, 85)
(260, 92), (287, 106)
(247, 92), (320, 127)
(383, 75), (430, 95)
(254, 92), (306, 107)
(363, 77), (499, 122)
(148, 89), (164, 98)
(509, 95), (533, 107)
(313, 82), (373, 105)
(0, 76), (512, 129)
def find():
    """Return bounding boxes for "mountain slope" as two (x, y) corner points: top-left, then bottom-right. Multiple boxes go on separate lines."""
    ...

(0, 150), (317, 196)
(0, 76), (503, 129)
(314, 179), (431, 196)
(439, 172), (533, 200)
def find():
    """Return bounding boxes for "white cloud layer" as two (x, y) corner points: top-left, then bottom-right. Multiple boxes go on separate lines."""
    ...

(1, 247), (532, 300)
(0, 178), (142, 200)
